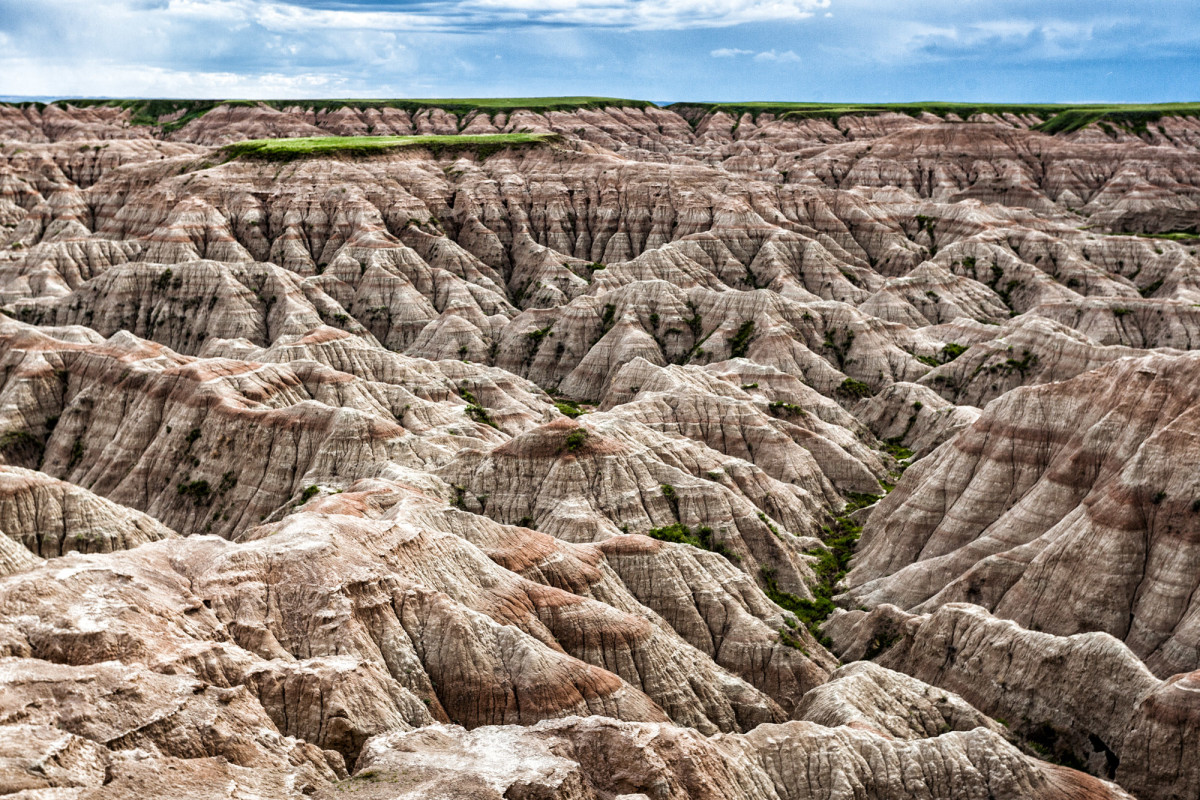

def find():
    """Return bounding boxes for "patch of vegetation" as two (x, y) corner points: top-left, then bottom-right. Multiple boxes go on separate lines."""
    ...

(555, 399), (584, 418)
(67, 437), (85, 469)
(1001, 349), (1040, 376)
(844, 492), (881, 513)
(525, 324), (554, 365)
(882, 439), (915, 460)
(63, 97), (652, 132)
(460, 388), (499, 429)
(178, 479), (212, 504)
(1113, 307), (1133, 318)
(600, 303), (617, 334)
(223, 132), (558, 162)
(837, 377), (875, 399)
(527, 325), (554, 345)
(728, 320), (756, 359)
(0, 430), (43, 464)
(755, 511), (782, 537)
(823, 327), (855, 370)
(666, 102), (1200, 136)
(1139, 278), (1164, 297)
(646, 522), (740, 563)
(464, 404), (497, 428)
(299, 485), (320, 504)
(1097, 229), (1200, 242)
(863, 631), (901, 660)
(760, 509), (863, 647)
(941, 342), (967, 361)
(914, 214), (938, 254)
(768, 400), (805, 417)
(660, 484), (679, 518)
(777, 625), (808, 654)
(564, 428), (589, 452)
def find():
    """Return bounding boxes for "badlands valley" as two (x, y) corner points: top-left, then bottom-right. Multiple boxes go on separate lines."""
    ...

(0, 97), (1198, 799)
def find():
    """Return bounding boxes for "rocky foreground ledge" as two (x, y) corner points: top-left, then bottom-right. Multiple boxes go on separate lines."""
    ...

(0, 98), (1197, 799)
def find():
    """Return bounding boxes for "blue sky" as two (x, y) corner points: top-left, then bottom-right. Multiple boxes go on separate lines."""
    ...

(2, 0), (1198, 102)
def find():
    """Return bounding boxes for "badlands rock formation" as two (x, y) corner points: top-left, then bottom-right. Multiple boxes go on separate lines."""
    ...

(0, 98), (1197, 798)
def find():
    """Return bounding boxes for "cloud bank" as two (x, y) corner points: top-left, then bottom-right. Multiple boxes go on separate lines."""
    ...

(0, 0), (1197, 101)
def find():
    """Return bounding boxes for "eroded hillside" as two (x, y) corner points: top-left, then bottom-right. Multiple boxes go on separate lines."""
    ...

(0, 98), (1197, 800)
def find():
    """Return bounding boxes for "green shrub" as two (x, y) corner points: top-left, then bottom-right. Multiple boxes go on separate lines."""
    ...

(941, 342), (967, 361)
(768, 401), (804, 417)
(178, 479), (212, 504)
(729, 320), (756, 359)
(647, 522), (740, 563)
(526, 325), (553, 344)
(564, 428), (589, 452)
(837, 378), (874, 399)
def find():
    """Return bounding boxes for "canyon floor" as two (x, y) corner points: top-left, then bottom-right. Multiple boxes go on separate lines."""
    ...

(0, 97), (1198, 799)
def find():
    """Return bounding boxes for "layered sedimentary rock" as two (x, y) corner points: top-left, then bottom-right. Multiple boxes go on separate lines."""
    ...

(846, 352), (1200, 679)
(0, 465), (175, 557)
(826, 603), (1200, 800)
(348, 715), (1132, 800)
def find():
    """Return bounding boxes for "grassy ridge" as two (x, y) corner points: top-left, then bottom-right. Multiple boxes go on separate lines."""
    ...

(36, 97), (651, 132)
(13, 97), (1200, 137)
(666, 101), (1200, 133)
(221, 133), (557, 161)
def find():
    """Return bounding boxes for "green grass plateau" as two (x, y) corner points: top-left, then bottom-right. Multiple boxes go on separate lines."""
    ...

(665, 101), (1200, 134)
(221, 132), (557, 161)
(33, 97), (650, 132)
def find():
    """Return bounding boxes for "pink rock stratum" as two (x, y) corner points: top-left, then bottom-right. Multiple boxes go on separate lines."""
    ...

(0, 98), (1197, 799)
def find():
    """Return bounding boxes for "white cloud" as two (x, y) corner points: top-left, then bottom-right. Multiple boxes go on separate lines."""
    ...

(710, 47), (800, 63)
(463, 0), (831, 29)
(754, 49), (800, 62)
(0, 59), (365, 99)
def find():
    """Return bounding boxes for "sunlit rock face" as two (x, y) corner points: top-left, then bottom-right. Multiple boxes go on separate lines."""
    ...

(0, 99), (1197, 800)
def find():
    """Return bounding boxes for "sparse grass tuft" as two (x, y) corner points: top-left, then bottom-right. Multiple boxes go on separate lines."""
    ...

(646, 522), (740, 563)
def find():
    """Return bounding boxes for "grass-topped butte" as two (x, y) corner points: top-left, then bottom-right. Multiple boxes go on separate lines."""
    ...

(222, 133), (557, 161)
(666, 101), (1200, 134)
(30, 97), (651, 132)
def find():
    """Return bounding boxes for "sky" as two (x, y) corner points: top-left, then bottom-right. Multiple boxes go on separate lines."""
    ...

(1, 0), (1198, 102)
